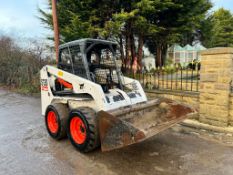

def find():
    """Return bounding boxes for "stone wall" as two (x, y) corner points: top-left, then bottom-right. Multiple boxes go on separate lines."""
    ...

(147, 90), (199, 110)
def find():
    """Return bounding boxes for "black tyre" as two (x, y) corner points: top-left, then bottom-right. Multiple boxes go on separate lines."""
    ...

(67, 107), (100, 153)
(45, 103), (69, 140)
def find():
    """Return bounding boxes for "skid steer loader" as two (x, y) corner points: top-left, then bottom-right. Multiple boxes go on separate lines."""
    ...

(40, 38), (196, 152)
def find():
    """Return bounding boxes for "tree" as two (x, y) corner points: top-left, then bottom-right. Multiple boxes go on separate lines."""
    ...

(110, 0), (152, 69)
(198, 15), (214, 48)
(0, 36), (45, 92)
(39, 0), (212, 68)
(144, 0), (212, 66)
(208, 8), (233, 47)
(109, 0), (212, 67)
(39, 0), (121, 42)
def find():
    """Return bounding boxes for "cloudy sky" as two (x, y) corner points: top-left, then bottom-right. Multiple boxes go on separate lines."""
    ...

(0, 0), (50, 39)
(0, 0), (232, 40)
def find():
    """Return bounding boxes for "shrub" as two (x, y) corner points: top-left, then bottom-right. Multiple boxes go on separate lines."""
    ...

(0, 36), (48, 93)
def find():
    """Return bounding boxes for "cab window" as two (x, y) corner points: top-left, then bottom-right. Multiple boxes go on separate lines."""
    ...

(60, 48), (71, 65)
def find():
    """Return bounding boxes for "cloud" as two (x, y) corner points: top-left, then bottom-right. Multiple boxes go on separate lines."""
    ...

(0, 0), (50, 38)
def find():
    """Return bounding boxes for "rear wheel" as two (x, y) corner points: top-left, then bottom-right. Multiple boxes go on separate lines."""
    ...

(67, 108), (100, 153)
(45, 103), (69, 140)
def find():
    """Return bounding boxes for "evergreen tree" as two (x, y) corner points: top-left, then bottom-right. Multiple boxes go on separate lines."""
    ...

(211, 8), (233, 47)
(39, 0), (212, 67)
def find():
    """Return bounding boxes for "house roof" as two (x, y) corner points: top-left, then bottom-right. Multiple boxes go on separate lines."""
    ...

(59, 38), (117, 49)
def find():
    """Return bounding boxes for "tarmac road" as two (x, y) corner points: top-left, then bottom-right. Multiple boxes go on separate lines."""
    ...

(0, 88), (233, 175)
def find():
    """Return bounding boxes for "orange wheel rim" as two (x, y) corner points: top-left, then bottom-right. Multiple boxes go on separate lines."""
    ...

(47, 111), (58, 134)
(70, 117), (86, 144)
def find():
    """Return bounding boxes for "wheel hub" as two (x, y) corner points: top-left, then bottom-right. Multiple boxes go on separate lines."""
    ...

(47, 111), (59, 134)
(70, 117), (87, 144)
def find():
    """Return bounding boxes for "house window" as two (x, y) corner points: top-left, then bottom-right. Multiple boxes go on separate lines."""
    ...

(175, 52), (180, 59)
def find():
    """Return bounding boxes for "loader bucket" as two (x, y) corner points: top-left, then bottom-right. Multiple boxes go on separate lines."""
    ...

(97, 98), (196, 152)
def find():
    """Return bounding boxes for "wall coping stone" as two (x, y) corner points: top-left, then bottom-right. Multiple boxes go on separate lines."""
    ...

(146, 90), (199, 98)
(201, 47), (233, 56)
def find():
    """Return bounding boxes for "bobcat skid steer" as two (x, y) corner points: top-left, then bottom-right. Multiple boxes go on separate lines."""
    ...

(40, 38), (196, 152)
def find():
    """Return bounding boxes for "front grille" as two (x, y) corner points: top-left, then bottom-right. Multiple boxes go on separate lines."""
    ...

(128, 93), (137, 99)
(113, 95), (124, 102)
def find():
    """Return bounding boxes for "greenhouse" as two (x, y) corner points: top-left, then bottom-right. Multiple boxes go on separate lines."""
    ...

(167, 43), (206, 64)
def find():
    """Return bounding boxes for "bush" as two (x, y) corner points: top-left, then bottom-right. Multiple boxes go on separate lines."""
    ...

(0, 36), (48, 93)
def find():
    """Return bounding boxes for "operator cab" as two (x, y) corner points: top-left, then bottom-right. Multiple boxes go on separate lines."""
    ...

(57, 39), (123, 92)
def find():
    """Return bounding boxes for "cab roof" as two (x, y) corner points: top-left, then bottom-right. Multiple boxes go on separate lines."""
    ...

(59, 38), (118, 50)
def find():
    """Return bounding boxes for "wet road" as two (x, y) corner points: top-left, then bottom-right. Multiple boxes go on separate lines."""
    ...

(0, 89), (233, 175)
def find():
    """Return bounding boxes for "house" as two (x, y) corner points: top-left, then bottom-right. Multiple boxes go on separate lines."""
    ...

(142, 54), (156, 71)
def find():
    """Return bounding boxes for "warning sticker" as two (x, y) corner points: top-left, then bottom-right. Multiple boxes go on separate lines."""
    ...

(41, 79), (48, 91)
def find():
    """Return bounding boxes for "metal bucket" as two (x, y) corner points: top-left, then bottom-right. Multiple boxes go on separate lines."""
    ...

(97, 98), (197, 152)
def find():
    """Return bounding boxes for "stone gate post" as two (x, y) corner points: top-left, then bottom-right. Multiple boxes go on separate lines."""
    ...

(199, 48), (233, 127)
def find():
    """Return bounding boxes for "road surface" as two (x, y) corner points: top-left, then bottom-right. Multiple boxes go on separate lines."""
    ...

(0, 89), (233, 175)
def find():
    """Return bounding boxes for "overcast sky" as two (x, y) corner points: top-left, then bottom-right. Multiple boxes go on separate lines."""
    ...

(0, 0), (50, 40)
(0, 0), (232, 40)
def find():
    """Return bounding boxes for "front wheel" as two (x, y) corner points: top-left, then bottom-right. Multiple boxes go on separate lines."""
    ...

(67, 108), (100, 153)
